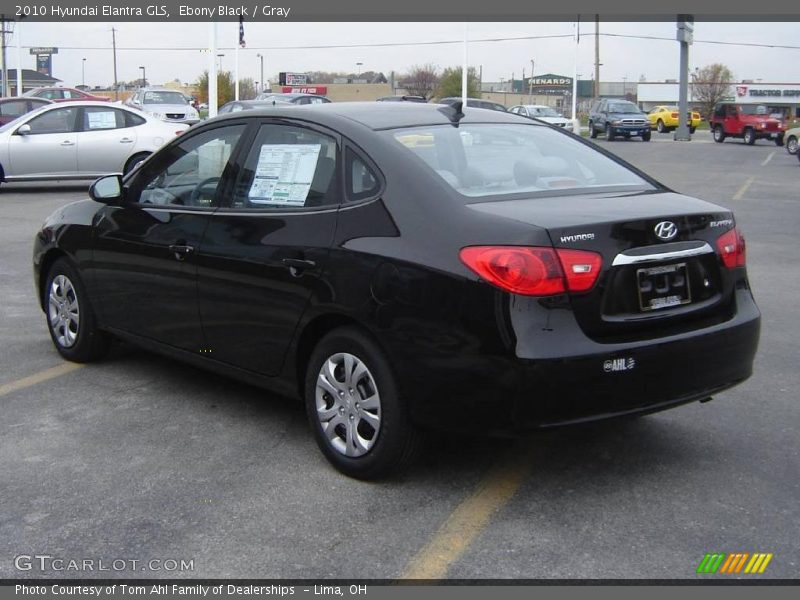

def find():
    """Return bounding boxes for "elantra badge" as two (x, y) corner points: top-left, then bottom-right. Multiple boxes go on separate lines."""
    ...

(654, 221), (678, 241)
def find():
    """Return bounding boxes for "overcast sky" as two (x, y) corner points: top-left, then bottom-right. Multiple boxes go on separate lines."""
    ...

(8, 21), (800, 88)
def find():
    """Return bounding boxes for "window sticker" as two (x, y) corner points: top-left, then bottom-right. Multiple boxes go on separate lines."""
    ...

(87, 111), (116, 129)
(248, 144), (322, 206)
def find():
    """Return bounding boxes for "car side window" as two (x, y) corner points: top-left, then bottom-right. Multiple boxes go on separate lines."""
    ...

(132, 124), (246, 208)
(26, 107), (78, 134)
(125, 111), (146, 127)
(346, 148), (381, 203)
(231, 123), (339, 210)
(81, 107), (127, 131)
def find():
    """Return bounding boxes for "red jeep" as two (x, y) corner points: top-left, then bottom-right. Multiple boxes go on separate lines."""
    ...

(710, 103), (785, 146)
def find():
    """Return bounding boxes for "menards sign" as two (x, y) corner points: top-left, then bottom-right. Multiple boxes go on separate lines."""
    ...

(528, 73), (573, 95)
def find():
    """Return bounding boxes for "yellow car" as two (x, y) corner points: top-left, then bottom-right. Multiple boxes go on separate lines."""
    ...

(647, 105), (702, 133)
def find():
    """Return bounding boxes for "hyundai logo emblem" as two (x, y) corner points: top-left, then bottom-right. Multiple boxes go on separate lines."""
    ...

(654, 221), (678, 241)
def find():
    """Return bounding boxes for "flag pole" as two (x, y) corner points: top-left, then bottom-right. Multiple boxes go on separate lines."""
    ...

(209, 22), (218, 118)
(572, 17), (580, 134)
(461, 22), (468, 107)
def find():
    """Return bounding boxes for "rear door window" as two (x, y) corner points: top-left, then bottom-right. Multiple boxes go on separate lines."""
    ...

(231, 123), (339, 209)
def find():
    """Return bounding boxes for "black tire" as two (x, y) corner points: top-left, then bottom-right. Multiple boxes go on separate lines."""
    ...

(44, 258), (110, 363)
(743, 128), (756, 145)
(642, 131), (652, 142)
(775, 134), (784, 147)
(787, 136), (799, 155)
(690, 126), (696, 134)
(605, 123), (615, 141)
(304, 326), (423, 479)
(713, 125), (726, 143)
(123, 152), (151, 175)
(656, 119), (665, 133)
(589, 121), (598, 139)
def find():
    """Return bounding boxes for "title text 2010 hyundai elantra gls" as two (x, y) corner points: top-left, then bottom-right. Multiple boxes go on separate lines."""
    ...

(33, 103), (760, 479)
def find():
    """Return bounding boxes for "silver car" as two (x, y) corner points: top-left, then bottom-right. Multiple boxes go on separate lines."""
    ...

(509, 105), (572, 128)
(0, 101), (188, 183)
(125, 88), (200, 125)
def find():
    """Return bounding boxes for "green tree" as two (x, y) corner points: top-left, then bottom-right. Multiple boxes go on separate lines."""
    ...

(239, 77), (257, 100)
(692, 63), (735, 120)
(196, 70), (235, 106)
(435, 66), (480, 100)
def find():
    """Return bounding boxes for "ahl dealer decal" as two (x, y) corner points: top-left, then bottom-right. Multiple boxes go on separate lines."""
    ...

(604, 357), (636, 372)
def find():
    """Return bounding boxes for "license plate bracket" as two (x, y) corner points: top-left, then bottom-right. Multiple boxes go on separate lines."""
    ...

(636, 262), (691, 311)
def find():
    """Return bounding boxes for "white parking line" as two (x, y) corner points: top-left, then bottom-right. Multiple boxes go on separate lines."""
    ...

(733, 177), (755, 201)
(761, 151), (776, 167)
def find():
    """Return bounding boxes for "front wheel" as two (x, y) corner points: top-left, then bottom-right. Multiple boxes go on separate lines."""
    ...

(787, 136), (799, 155)
(605, 123), (615, 141)
(775, 134), (784, 147)
(713, 125), (726, 143)
(304, 327), (423, 479)
(589, 121), (598, 138)
(743, 128), (756, 145)
(44, 258), (110, 362)
(656, 119), (666, 133)
(690, 126), (697, 134)
(642, 131), (652, 142)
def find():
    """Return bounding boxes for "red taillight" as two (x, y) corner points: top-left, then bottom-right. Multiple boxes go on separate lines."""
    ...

(671, 112), (679, 119)
(556, 248), (604, 292)
(459, 246), (602, 296)
(716, 227), (746, 268)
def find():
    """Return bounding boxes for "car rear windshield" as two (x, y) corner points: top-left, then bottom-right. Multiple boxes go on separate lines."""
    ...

(386, 123), (654, 199)
(143, 91), (188, 105)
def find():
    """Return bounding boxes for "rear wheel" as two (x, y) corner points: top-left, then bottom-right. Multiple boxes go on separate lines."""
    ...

(690, 126), (697, 134)
(605, 123), (616, 141)
(713, 125), (726, 143)
(656, 119), (666, 133)
(775, 134), (784, 147)
(589, 121), (598, 138)
(743, 128), (756, 145)
(44, 258), (110, 362)
(787, 136), (799, 155)
(304, 327), (423, 479)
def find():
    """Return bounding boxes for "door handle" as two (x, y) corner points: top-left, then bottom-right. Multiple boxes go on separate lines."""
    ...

(60, 141), (75, 146)
(169, 244), (195, 261)
(119, 138), (134, 143)
(281, 258), (316, 274)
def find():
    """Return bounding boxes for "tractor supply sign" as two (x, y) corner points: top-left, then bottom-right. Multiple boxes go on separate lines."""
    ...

(281, 87), (328, 95)
(735, 84), (800, 100)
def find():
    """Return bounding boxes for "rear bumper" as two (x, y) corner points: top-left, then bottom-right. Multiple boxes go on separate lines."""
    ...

(400, 288), (760, 435)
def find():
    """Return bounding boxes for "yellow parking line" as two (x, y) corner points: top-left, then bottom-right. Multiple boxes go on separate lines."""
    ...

(732, 176), (755, 201)
(0, 363), (84, 398)
(400, 446), (533, 580)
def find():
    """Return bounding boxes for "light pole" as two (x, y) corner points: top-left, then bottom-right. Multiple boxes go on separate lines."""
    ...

(82, 58), (86, 87)
(356, 62), (363, 77)
(139, 66), (145, 88)
(217, 53), (225, 72)
(256, 53), (264, 93)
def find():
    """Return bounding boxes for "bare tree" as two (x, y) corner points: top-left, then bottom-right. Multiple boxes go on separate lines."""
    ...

(692, 63), (735, 120)
(401, 64), (441, 100)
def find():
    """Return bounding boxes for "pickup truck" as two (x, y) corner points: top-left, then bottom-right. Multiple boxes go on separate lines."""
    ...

(588, 99), (651, 141)
(709, 103), (785, 146)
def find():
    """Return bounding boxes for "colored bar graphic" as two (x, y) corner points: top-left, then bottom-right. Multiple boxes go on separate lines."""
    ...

(699, 552), (773, 574)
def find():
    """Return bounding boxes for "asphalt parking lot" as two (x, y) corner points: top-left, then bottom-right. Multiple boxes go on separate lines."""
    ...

(1, 130), (798, 580)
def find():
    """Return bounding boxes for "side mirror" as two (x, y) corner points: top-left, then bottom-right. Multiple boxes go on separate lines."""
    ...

(16, 124), (31, 136)
(89, 174), (124, 204)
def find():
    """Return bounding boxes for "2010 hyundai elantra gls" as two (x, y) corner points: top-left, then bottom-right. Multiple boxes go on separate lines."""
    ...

(33, 102), (760, 479)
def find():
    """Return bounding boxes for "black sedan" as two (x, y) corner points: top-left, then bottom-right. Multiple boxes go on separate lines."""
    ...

(33, 102), (760, 479)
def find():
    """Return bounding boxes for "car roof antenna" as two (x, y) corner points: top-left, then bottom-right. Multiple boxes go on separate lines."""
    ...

(438, 100), (465, 126)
